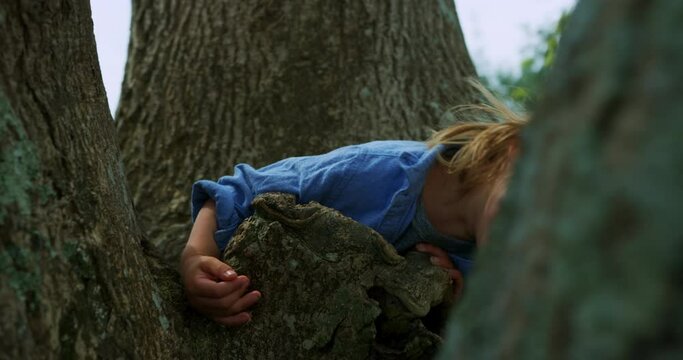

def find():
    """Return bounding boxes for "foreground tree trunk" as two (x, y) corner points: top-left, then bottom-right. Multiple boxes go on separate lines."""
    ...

(0, 2), (179, 357)
(440, 1), (683, 358)
(116, 0), (479, 263)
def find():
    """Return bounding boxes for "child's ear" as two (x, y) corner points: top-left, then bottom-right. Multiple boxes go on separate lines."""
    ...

(506, 140), (519, 158)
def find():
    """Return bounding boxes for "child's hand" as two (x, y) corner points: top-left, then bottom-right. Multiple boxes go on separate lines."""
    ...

(181, 255), (262, 326)
(415, 243), (464, 300)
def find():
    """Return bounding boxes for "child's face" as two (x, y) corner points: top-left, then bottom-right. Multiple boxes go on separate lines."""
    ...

(475, 174), (510, 247)
(476, 145), (518, 246)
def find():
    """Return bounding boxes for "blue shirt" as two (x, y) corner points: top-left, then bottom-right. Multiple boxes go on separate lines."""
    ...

(191, 140), (475, 273)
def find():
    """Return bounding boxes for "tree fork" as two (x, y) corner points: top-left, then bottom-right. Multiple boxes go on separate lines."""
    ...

(116, 0), (479, 264)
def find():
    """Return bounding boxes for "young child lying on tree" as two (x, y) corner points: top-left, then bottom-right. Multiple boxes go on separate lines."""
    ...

(181, 86), (526, 326)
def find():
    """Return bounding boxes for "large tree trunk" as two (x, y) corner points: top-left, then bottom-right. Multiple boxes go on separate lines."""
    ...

(0, 1), (179, 358)
(115, 0), (479, 263)
(440, 1), (683, 358)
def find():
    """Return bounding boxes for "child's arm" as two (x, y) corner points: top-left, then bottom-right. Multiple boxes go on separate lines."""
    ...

(181, 199), (261, 326)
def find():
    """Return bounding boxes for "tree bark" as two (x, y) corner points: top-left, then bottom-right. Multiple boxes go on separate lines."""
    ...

(220, 193), (454, 359)
(115, 0), (479, 264)
(0, 1), (180, 358)
(440, 1), (683, 359)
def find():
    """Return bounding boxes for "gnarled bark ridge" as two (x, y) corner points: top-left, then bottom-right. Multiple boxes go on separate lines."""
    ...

(221, 193), (453, 359)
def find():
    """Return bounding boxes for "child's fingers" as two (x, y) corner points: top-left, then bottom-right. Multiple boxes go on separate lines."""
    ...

(214, 312), (252, 327)
(197, 279), (251, 317)
(192, 275), (249, 298)
(448, 269), (464, 300)
(429, 256), (454, 269)
(227, 290), (261, 315)
(416, 243), (450, 259)
(199, 256), (237, 281)
(417, 243), (455, 269)
(193, 286), (256, 318)
(214, 279), (252, 311)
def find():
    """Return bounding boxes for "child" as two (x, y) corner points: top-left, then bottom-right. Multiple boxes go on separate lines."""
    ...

(181, 89), (526, 326)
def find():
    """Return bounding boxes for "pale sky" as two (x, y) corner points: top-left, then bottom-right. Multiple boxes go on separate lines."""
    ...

(91, 0), (577, 115)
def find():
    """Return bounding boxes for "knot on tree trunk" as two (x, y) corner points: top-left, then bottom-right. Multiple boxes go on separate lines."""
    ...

(221, 193), (454, 359)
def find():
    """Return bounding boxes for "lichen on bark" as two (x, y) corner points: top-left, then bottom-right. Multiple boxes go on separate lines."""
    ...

(220, 193), (454, 359)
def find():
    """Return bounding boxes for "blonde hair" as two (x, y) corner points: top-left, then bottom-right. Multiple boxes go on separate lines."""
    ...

(427, 81), (528, 192)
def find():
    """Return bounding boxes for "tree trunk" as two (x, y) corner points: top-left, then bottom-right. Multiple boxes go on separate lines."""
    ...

(0, 1), (180, 358)
(115, 0), (479, 264)
(440, 1), (683, 359)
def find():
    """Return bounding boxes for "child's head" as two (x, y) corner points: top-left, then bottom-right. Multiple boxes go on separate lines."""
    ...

(427, 83), (527, 245)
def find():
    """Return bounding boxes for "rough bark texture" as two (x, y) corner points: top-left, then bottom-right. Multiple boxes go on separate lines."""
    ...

(221, 193), (452, 359)
(440, 1), (683, 359)
(0, 1), (180, 358)
(115, 0), (479, 264)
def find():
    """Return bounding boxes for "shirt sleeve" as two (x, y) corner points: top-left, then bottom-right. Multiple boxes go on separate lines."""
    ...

(191, 146), (363, 250)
